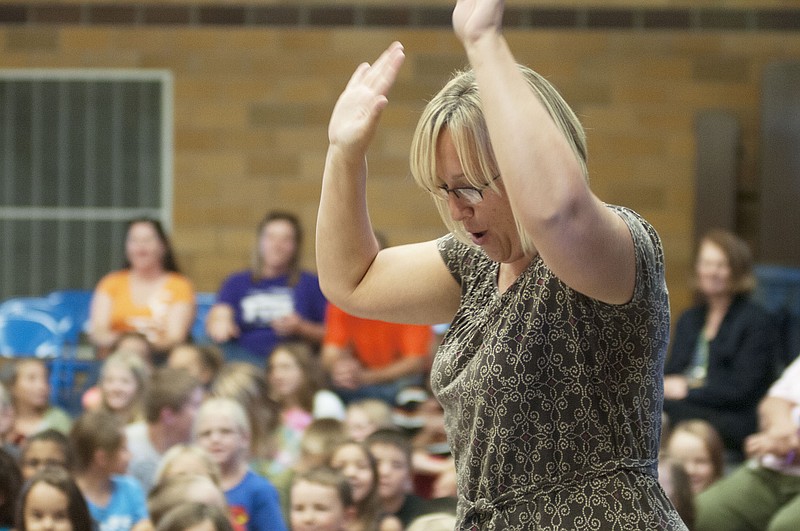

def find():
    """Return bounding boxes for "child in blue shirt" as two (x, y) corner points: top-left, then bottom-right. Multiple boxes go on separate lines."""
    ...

(69, 409), (148, 531)
(194, 397), (286, 531)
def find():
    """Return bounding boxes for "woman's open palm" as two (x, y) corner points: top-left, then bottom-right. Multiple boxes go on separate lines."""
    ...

(328, 42), (405, 154)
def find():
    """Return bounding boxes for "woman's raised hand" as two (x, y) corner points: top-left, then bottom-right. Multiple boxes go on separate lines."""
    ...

(452, 0), (504, 46)
(327, 41), (405, 155)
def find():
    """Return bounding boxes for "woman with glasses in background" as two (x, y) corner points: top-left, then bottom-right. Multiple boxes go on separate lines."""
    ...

(315, 0), (685, 528)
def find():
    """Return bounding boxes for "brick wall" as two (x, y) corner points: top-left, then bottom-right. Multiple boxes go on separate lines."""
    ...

(2, 1), (799, 318)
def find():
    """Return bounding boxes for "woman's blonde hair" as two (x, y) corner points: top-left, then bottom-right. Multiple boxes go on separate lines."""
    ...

(410, 65), (587, 256)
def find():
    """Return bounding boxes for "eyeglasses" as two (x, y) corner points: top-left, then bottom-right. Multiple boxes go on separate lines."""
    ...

(431, 174), (501, 206)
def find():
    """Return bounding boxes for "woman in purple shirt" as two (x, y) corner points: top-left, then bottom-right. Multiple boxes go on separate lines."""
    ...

(206, 211), (327, 365)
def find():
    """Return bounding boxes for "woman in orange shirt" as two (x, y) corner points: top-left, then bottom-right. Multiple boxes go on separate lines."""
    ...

(88, 218), (195, 358)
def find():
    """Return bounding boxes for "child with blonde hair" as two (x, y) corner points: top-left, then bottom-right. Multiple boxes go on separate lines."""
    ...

(156, 502), (234, 531)
(344, 400), (392, 443)
(98, 349), (150, 423)
(153, 443), (221, 486)
(194, 397), (286, 531)
(148, 473), (229, 529)
(1, 358), (71, 445)
(290, 467), (355, 531)
(211, 363), (279, 470)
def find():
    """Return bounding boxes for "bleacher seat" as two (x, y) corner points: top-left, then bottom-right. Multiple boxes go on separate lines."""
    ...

(0, 308), (64, 358)
(752, 264), (800, 371)
(0, 291), (99, 416)
(47, 289), (93, 345)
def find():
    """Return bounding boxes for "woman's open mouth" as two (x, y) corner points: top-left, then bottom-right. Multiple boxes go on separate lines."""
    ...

(469, 231), (487, 245)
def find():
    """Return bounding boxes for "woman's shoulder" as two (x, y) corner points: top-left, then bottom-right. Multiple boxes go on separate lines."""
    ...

(165, 271), (194, 288)
(729, 296), (774, 324)
(95, 270), (130, 290)
(437, 233), (490, 279)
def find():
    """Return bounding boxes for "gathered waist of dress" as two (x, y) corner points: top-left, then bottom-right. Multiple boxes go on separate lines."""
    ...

(462, 459), (658, 523)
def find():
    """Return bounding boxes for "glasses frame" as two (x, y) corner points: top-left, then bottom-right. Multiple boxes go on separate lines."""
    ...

(432, 174), (501, 206)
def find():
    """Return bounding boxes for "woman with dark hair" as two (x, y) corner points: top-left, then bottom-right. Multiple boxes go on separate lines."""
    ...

(16, 466), (94, 531)
(89, 218), (196, 358)
(205, 211), (327, 365)
(664, 229), (778, 456)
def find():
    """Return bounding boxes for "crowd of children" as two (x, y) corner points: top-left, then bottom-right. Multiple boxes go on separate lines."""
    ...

(0, 322), (456, 531)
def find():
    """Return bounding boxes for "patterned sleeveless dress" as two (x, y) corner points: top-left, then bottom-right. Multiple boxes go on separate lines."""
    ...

(431, 206), (687, 530)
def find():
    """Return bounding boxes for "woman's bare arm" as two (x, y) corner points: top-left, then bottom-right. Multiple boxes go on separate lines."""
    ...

(453, 0), (635, 305)
(317, 43), (460, 324)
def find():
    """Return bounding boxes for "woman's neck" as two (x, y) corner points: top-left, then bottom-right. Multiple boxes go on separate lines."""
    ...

(260, 263), (290, 279)
(706, 293), (733, 314)
(130, 265), (165, 281)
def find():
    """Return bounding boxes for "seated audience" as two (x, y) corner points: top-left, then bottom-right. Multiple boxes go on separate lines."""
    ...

(205, 211), (327, 365)
(156, 502), (234, 531)
(694, 350), (800, 531)
(664, 419), (725, 495)
(70, 410), (148, 531)
(0, 448), (22, 531)
(322, 303), (433, 405)
(18, 428), (71, 480)
(15, 466), (94, 531)
(126, 367), (204, 493)
(329, 440), (403, 531)
(167, 343), (224, 393)
(344, 399), (393, 443)
(0, 359), (71, 446)
(289, 467), (355, 531)
(89, 217), (196, 359)
(193, 397), (287, 531)
(663, 229), (778, 455)
(268, 341), (345, 473)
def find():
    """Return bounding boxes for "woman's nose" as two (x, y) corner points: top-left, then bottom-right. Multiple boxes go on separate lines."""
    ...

(447, 194), (472, 221)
